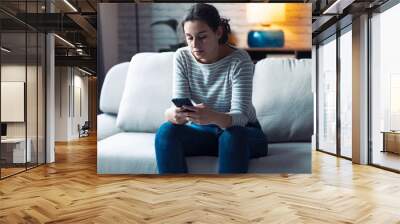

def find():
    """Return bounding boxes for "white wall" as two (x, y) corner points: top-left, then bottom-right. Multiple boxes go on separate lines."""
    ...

(1, 65), (26, 140)
(72, 73), (89, 138)
(1, 63), (46, 164)
(1, 65), (40, 138)
(55, 67), (89, 141)
(55, 66), (68, 141)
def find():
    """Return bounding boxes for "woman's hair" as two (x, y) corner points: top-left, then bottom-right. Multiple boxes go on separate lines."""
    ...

(182, 3), (231, 44)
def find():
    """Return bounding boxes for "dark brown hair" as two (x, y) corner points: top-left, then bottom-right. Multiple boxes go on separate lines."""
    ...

(182, 3), (231, 44)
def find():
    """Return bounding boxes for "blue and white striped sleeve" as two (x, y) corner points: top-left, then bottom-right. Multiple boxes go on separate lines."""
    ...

(172, 50), (191, 99)
(227, 57), (255, 127)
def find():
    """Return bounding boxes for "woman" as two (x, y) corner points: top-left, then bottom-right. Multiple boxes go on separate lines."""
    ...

(155, 3), (268, 174)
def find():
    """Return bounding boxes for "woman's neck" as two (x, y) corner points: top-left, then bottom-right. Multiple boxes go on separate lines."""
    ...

(209, 44), (235, 63)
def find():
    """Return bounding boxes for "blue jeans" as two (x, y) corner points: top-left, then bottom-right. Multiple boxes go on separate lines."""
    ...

(154, 121), (268, 174)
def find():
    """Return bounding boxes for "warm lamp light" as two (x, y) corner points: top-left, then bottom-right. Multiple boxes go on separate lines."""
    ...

(246, 3), (286, 48)
(246, 3), (286, 26)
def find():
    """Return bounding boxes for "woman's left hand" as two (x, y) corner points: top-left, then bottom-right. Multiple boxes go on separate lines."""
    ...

(182, 103), (217, 125)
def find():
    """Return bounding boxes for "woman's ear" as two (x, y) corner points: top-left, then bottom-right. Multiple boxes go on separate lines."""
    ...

(216, 25), (223, 40)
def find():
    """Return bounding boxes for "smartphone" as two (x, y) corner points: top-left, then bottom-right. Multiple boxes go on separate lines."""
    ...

(171, 98), (195, 112)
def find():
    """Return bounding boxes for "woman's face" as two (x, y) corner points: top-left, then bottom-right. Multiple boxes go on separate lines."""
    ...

(183, 20), (222, 63)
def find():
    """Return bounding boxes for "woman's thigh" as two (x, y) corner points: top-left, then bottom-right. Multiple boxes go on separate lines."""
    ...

(157, 122), (219, 157)
(215, 124), (267, 158)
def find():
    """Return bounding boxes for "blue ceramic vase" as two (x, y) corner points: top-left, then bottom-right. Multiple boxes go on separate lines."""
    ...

(247, 30), (284, 48)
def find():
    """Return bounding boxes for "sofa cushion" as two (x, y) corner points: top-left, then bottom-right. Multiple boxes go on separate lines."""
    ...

(97, 113), (122, 141)
(97, 132), (311, 174)
(187, 142), (311, 173)
(100, 62), (130, 115)
(97, 132), (158, 174)
(116, 52), (175, 133)
(253, 58), (313, 143)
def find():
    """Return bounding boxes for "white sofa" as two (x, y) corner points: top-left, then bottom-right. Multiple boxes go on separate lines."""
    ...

(97, 52), (313, 174)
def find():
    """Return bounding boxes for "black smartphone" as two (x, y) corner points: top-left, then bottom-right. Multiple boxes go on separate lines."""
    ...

(171, 98), (195, 112)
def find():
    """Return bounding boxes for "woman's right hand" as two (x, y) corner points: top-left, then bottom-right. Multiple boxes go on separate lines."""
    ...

(165, 107), (188, 125)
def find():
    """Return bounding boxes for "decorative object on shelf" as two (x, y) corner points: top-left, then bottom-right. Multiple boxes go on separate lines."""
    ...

(150, 19), (186, 52)
(246, 3), (286, 48)
(247, 30), (284, 48)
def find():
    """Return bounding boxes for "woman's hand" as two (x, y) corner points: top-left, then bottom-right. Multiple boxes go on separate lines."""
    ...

(182, 103), (215, 125)
(183, 103), (232, 128)
(165, 107), (188, 125)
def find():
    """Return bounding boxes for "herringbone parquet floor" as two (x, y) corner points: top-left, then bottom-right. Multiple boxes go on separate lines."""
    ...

(1, 134), (400, 223)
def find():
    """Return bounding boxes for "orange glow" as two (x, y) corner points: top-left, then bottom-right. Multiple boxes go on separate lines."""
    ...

(246, 3), (286, 26)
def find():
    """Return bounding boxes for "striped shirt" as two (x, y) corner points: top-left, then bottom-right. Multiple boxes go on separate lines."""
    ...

(172, 46), (258, 127)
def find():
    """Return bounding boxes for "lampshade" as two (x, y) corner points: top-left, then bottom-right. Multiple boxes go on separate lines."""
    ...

(246, 3), (286, 25)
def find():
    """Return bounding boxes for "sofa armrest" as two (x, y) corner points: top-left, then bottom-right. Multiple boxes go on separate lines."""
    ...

(97, 113), (122, 140)
(100, 62), (130, 114)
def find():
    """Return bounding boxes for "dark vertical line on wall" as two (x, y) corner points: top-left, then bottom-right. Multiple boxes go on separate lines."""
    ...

(44, 8), (47, 165)
(36, 10), (39, 167)
(25, 0), (28, 171)
(35, 0), (38, 167)
(135, 3), (140, 52)
(367, 11), (373, 165)
(44, 41), (47, 164)
(336, 23), (341, 157)
(316, 45), (319, 151)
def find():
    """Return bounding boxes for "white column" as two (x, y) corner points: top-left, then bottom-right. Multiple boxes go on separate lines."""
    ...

(45, 0), (55, 163)
(46, 33), (55, 163)
(352, 14), (369, 164)
(312, 45), (317, 150)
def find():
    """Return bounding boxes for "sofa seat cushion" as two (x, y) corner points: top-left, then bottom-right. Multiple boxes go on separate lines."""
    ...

(98, 132), (311, 174)
(97, 132), (158, 174)
(187, 142), (311, 174)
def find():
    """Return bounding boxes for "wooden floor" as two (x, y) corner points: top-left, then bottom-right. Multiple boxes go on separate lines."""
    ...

(1, 135), (400, 223)
(372, 150), (400, 171)
(1, 167), (26, 178)
(1, 163), (46, 178)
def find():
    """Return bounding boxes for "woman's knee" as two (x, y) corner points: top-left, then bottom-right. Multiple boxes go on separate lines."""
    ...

(219, 126), (248, 151)
(155, 122), (185, 156)
(219, 126), (246, 140)
(156, 122), (183, 139)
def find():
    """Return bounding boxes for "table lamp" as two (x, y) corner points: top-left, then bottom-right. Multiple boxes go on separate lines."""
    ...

(246, 3), (286, 48)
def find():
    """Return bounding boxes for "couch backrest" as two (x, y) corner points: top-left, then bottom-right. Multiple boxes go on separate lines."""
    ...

(116, 52), (175, 133)
(111, 52), (313, 142)
(100, 62), (130, 115)
(253, 58), (313, 142)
